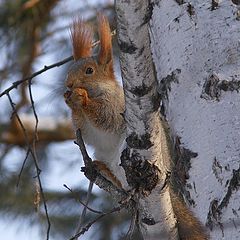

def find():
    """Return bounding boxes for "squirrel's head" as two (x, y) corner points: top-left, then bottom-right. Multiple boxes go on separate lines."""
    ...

(65, 14), (115, 91)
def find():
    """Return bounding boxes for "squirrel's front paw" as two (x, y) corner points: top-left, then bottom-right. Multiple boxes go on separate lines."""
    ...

(64, 88), (89, 110)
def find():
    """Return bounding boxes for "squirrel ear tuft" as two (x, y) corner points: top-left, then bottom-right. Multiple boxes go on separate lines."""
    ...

(97, 13), (113, 65)
(70, 18), (93, 60)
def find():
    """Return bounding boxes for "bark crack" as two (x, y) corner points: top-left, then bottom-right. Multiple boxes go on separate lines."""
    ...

(218, 167), (240, 212)
(206, 166), (240, 231)
(141, 0), (155, 25)
(201, 73), (240, 101)
(158, 69), (181, 100)
(173, 136), (198, 205)
(118, 40), (137, 54)
(175, 0), (185, 5)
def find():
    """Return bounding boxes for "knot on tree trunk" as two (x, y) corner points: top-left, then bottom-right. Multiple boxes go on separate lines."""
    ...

(121, 147), (160, 194)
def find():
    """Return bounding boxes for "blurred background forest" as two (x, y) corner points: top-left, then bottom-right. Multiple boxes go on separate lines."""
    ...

(0, 0), (130, 239)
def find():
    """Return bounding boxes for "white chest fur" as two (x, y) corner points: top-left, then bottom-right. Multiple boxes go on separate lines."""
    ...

(81, 119), (127, 187)
(82, 120), (122, 164)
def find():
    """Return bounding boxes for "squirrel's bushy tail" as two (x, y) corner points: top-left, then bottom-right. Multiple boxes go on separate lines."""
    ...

(171, 191), (209, 240)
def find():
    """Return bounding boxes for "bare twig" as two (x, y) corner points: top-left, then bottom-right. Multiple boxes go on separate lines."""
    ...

(1, 27), (116, 240)
(125, 207), (138, 240)
(0, 30), (116, 99)
(16, 148), (30, 187)
(74, 181), (94, 239)
(7, 92), (51, 240)
(0, 56), (73, 98)
(69, 205), (123, 240)
(28, 79), (39, 141)
(63, 184), (102, 215)
(28, 79), (51, 239)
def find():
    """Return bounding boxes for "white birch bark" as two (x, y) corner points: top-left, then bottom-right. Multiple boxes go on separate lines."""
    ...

(150, 1), (240, 239)
(116, 1), (178, 239)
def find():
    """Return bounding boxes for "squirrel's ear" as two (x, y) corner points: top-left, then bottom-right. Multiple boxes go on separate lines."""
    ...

(97, 14), (113, 66)
(70, 18), (93, 60)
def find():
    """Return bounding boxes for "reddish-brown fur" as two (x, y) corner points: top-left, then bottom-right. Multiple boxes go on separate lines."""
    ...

(70, 18), (93, 60)
(65, 14), (125, 188)
(97, 14), (112, 64)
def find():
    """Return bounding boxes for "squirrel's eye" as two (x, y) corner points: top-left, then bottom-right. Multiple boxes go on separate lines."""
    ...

(85, 67), (94, 75)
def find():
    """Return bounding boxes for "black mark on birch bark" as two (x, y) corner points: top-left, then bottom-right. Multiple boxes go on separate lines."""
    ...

(174, 17), (180, 23)
(158, 69), (181, 100)
(206, 199), (223, 231)
(173, 136), (198, 205)
(212, 157), (223, 185)
(151, 91), (161, 112)
(175, 0), (185, 4)
(211, 0), (219, 11)
(119, 40), (137, 54)
(131, 83), (152, 97)
(136, 46), (144, 58)
(232, 0), (240, 5)
(126, 132), (153, 150)
(187, 3), (195, 16)
(121, 148), (159, 193)
(142, 1), (154, 25)
(142, 217), (156, 225)
(201, 74), (240, 101)
(159, 69), (181, 117)
(218, 167), (240, 212)
(207, 167), (240, 230)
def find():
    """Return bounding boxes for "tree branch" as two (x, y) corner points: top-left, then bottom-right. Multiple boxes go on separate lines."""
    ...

(69, 205), (123, 240)
(6, 92), (51, 240)
(63, 184), (102, 215)
(0, 56), (73, 98)
(0, 30), (116, 99)
(74, 129), (130, 201)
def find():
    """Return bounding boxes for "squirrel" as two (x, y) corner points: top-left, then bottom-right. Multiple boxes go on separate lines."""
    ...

(64, 14), (126, 188)
(64, 14), (208, 240)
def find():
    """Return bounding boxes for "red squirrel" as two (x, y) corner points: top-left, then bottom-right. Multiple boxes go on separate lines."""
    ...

(64, 14), (126, 188)
(64, 14), (208, 240)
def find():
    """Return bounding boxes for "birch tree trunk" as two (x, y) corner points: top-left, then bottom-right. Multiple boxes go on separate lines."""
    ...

(116, 0), (240, 239)
(116, 1), (179, 239)
(150, 1), (240, 239)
